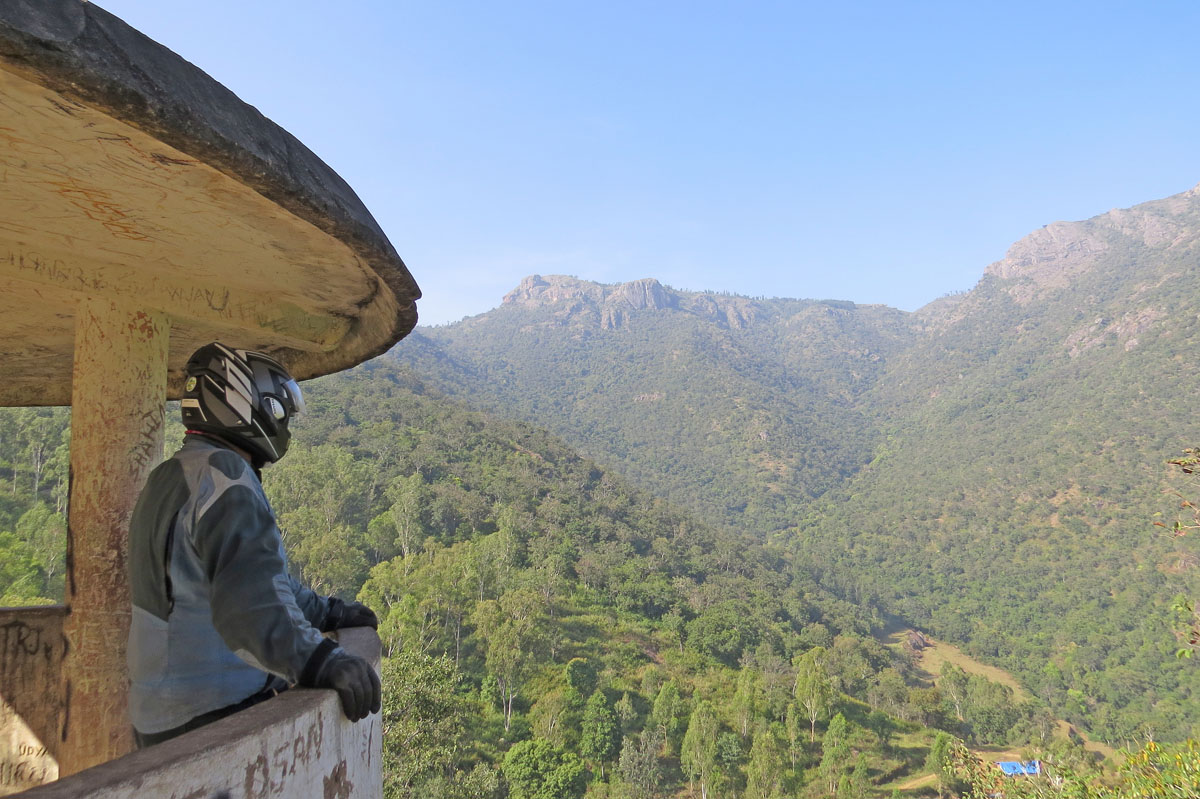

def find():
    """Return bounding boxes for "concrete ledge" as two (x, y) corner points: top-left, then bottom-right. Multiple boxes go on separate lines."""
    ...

(14, 627), (382, 799)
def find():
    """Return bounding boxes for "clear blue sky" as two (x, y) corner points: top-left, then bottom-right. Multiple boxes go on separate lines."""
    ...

(96, 1), (1200, 325)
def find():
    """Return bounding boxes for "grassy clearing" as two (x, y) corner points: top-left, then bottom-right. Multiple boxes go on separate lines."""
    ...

(893, 772), (937, 791)
(914, 639), (1030, 701)
(879, 616), (1117, 764)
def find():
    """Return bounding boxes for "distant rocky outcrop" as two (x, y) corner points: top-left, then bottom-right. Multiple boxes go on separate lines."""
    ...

(982, 181), (1200, 304)
(502, 274), (762, 330)
(913, 181), (1200, 336)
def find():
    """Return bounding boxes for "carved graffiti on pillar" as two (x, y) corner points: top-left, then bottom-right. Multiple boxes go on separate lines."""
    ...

(0, 621), (52, 680)
(130, 407), (165, 478)
(362, 717), (374, 770)
(0, 757), (54, 791)
(127, 310), (160, 339)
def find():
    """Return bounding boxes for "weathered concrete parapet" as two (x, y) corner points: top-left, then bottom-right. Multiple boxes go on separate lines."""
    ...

(0, 607), (65, 796)
(12, 627), (382, 799)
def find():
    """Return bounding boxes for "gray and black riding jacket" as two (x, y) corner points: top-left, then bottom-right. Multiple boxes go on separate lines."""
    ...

(127, 435), (338, 735)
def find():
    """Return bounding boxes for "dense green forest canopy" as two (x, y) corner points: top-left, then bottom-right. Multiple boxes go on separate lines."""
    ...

(394, 187), (1200, 745)
(0, 361), (1128, 797)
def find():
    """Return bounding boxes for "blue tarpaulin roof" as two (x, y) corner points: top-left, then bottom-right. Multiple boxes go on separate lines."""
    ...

(996, 761), (1041, 776)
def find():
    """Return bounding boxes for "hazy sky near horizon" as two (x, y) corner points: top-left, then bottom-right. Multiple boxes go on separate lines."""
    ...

(96, 1), (1200, 325)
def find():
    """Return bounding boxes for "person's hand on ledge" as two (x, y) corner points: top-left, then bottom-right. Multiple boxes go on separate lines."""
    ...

(303, 641), (382, 722)
(323, 598), (379, 631)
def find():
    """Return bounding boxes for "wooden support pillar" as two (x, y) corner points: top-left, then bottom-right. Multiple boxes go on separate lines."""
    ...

(60, 298), (169, 775)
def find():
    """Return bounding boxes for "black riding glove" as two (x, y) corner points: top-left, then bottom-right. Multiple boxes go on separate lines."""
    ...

(322, 598), (379, 631)
(315, 648), (382, 722)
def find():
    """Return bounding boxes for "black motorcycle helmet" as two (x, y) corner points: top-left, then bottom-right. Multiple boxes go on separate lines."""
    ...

(180, 343), (305, 464)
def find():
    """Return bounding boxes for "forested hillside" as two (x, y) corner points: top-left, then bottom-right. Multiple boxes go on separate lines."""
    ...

(394, 184), (1200, 745)
(0, 363), (1111, 796)
(399, 277), (915, 532)
(796, 189), (1200, 742)
(267, 360), (928, 796)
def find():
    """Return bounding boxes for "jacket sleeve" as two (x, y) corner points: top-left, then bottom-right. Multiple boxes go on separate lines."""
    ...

(191, 464), (334, 684)
(288, 573), (333, 631)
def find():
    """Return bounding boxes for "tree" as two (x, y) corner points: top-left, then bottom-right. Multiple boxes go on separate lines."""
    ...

(744, 727), (785, 799)
(501, 738), (587, 799)
(294, 520), (368, 595)
(581, 690), (622, 779)
(866, 667), (909, 718)
(472, 587), (548, 730)
(615, 691), (638, 735)
(784, 702), (804, 770)
(564, 657), (598, 704)
(265, 443), (372, 590)
(529, 688), (575, 750)
(940, 662), (969, 722)
(733, 666), (762, 739)
(616, 728), (663, 799)
(818, 712), (851, 796)
(909, 685), (946, 728)
(387, 473), (427, 570)
(686, 600), (759, 666)
(845, 753), (870, 799)
(417, 763), (504, 799)
(681, 700), (720, 799)
(380, 650), (463, 799)
(359, 540), (474, 660)
(0, 531), (49, 605)
(15, 502), (65, 600)
(925, 732), (963, 798)
(663, 609), (687, 653)
(650, 679), (684, 754)
(793, 646), (833, 742)
(714, 731), (744, 787)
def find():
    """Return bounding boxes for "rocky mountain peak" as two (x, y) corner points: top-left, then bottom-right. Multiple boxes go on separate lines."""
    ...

(983, 220), (1109, 292)
(609, 277), (675, 311)
(502, 274), (607, 307)
(983, 183), (1200, 295)
(500, 274), (765, 330)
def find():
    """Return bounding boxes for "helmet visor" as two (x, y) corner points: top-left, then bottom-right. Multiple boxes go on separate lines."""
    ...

(282, 377), (306, 417)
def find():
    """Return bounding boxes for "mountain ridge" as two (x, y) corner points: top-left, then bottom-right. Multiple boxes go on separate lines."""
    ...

(500, 273), (775, 331)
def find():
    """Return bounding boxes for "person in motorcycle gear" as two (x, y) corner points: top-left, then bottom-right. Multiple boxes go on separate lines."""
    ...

(127, 343), (380, 746)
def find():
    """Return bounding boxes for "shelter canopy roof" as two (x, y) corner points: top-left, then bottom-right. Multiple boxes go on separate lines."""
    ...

(0, 0), (421, 405)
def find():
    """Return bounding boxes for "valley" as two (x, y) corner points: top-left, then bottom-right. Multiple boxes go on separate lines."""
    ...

(395, 182), (1200, 745)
